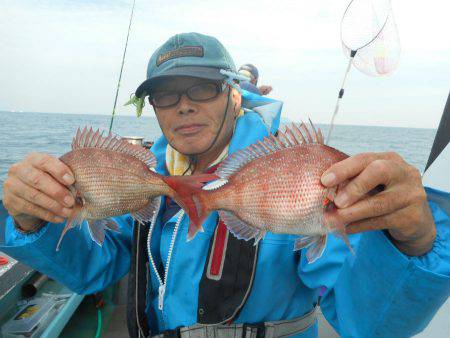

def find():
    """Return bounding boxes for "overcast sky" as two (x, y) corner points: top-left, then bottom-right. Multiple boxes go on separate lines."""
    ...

(0, 0), (449, 128)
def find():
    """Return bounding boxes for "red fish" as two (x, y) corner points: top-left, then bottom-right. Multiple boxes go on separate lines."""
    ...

(58, 127), (213, 250)
(165, 122), (352, 263)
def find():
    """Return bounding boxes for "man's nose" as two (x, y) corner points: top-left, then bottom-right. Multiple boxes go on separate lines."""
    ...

(177, 94), (197, 115)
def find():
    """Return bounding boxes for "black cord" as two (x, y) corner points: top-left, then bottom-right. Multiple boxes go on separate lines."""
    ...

(179, 86), (233, 174)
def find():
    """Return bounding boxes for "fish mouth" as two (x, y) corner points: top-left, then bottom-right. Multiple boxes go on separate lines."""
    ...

(174, 123), (206, 136)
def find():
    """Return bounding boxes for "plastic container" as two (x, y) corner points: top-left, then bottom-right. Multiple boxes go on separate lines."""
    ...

(1, 297), (60, 338)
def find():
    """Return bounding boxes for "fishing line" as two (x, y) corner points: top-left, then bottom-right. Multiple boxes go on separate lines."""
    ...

(108, 0), (137, 133)
(194, 86), (233, 156)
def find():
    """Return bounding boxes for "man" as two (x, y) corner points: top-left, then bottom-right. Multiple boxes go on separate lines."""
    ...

(1, 33), (449, 338)
(239, 63), (273, 96)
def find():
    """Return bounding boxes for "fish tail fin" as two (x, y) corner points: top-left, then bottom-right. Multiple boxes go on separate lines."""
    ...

(294, 234), (327, 263)
(162, 174), (218, 240)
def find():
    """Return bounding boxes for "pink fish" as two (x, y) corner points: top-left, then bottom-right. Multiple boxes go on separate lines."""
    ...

(166, 122), (352, 263)
(58, 127), (213, 250)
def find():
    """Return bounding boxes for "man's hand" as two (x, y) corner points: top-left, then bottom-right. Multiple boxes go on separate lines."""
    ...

(321, 152), (436, 256)
(3, 153), (75, 231)
(258, 85), (273, 96)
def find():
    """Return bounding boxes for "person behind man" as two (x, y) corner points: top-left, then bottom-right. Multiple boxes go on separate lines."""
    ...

(1, 32), (449, 338)
(239, 63), (273, 96)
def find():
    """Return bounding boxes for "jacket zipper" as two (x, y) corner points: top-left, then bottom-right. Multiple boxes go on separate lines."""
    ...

(147, 208), (184, 311)
(135, 197), (161, 337)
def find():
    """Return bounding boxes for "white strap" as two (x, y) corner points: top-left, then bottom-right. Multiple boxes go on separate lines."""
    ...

(152, 306), (318, 338)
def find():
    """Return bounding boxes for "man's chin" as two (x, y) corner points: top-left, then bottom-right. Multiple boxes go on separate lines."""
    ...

(171, 142), (212, 156)
(178, 147), (209, 156)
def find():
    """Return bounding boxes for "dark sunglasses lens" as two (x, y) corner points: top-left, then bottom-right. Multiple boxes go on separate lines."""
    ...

(187, 83), (220, 101)
(152, 92), (180, 108)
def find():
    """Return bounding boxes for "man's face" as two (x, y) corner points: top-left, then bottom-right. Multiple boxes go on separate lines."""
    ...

(239, 69), (257, 85)
(151, 76), (240, 156)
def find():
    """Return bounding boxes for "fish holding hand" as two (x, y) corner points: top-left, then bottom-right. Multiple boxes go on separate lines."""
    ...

(166, 121), (354, 263)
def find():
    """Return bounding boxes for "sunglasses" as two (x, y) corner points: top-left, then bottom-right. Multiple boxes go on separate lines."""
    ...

(148, 82), (228, 108)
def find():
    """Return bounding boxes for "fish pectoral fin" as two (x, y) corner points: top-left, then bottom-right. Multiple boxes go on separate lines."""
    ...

(323, 208), (355, 256)
(254, 230), (267, 245)
(87, 219), (120, 247)
(55, 212), (83, 251)
(100, 218), (120, 232)
(88, 220), (107, 246)
(294, 235), (327, 264)
(333, 230), (354, 255)
(131, 198), (160, 224)
(218, 210), (263, 244)
(294, 235), (320, 250)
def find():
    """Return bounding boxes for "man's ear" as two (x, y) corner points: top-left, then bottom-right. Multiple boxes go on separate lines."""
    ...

(230, 87), (242, 114)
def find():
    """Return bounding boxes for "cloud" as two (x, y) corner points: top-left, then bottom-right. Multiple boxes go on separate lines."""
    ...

(0, 0), (449, 128)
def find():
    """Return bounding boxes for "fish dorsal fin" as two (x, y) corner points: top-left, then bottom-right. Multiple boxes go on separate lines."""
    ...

(283, 120), (324, 146)
(216, 120), (323, 179)
(71, 126), (157, 168)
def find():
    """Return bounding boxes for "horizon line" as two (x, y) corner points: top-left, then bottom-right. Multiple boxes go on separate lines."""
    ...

(0, 110), (437, 131)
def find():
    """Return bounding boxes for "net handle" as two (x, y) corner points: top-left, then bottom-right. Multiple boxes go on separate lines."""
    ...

(326, 50), (357, 144)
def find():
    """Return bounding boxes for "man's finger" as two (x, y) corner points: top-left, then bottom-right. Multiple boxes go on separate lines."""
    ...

(346, 214), (395, 234)
(345, 205), (413, 234)
(336, 188), (409, 225)
(27, 153), (75, 185)
(321, 152), (380, 187)
(321, 152), (406, 187)
(17, 165), (74, 207)
(9, 177), (72, 219)
(333, 159), (402, 208)
(7, 194), (65, 224)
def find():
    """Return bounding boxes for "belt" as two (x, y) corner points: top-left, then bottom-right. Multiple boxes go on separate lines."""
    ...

(152, 306), (318, 338)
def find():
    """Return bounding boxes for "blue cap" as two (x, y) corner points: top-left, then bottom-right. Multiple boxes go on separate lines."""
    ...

(135, 32), (236, 98)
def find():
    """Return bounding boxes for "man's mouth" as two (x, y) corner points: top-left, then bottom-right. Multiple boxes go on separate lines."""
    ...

(175, 124), (206, 135)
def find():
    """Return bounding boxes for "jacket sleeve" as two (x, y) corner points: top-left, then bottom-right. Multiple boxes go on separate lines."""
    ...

(0, 214), (133, 295)
(299, 196), (450, 338)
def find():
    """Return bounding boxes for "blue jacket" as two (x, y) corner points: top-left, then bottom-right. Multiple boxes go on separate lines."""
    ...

(1, 97), (449, 337)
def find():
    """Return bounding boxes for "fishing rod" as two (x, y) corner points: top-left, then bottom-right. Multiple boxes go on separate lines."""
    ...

(422, 91), (450, 216)
(109, 0), (137, 133)
(424, 91), (450, 172)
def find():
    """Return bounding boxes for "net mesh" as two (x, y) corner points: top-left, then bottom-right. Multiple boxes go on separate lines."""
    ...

(341, 0), (401, 76)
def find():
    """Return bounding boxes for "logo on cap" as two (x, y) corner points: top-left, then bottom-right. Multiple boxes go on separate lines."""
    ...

(156, 46), (204, 66)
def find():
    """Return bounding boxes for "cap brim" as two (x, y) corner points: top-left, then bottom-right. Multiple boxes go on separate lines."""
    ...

(135, 66), (226, 98)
